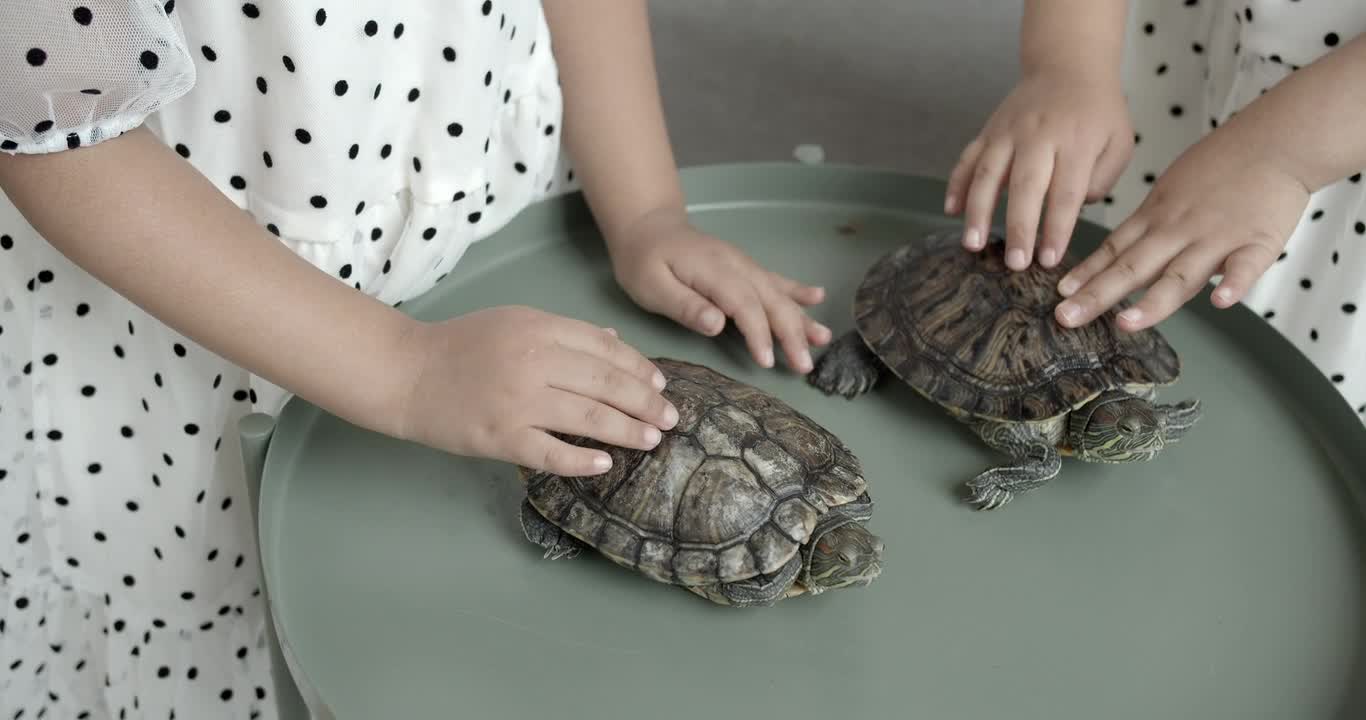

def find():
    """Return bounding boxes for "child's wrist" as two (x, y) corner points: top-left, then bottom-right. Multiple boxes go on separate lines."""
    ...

(1019, 57), (1122, 88)
(1017, 0), (1127, 87)
(600, 201), (687, 254)
(1204, 102), (1323, 196)
(376, 316), (445, 445)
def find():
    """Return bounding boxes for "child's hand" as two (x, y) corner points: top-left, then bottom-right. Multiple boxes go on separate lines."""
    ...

(607, 207), (831, 373)
(397, 306), (679, 477)
(946, 68), (1134, 270)
(1054, 130), (1309, 332)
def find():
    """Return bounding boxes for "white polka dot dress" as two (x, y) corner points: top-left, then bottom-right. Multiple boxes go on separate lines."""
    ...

(0, 2), (573, 718)
(1102, 0), (1366, 421)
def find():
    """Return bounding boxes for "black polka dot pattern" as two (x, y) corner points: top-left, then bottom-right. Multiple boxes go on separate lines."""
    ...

(0, 0), (582, 716)
(3, 7), (196, 154)
(1102, 1), (1365, 421)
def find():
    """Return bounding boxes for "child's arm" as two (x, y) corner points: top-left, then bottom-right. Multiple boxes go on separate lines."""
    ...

(0, 129), (674, 476)
(1055, 33), (1366, 331)
(543, 0), (831, 374)
(946, 0), (1132, 270)
(0, 128), (420, 437)
(540, 0), (680, 246)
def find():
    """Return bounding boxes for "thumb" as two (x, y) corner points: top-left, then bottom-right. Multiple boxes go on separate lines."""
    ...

(634, 266), (726, 337)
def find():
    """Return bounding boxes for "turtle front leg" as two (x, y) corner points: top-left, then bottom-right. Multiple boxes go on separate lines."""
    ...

(964, 422), (1062, 510)
(693, 554), (803, 607)
(808, 330), (885, 398)
(519, 499), (587, 560)
(1156, 398), (1202, 445)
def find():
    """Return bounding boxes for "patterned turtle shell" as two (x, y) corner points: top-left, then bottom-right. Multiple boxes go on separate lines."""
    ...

(522, 358), (866, 588)
(853, 229), (1182, 422)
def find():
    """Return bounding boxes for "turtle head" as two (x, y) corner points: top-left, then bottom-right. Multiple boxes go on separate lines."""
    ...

(806, 523), (884, 591)
(1068, 390), (1167, 462)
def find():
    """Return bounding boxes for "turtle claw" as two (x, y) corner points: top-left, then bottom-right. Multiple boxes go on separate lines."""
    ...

(963, 427), (1062, 511)
(521, 498), (587, 560)
(542, 544), (581, 561)
(965, 481), (1013, 511)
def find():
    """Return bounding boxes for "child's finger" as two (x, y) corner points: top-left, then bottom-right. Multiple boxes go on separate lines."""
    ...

(1003, 143), (1056, 270)
(1057, 219), (1146, 298)
(539, 388), (663, 452)
(1211, 240), (1278, 308)
(1038, 149), (1094, 268)
(1056, 230), (1183, 328)
(762, 289), (814, 374)
(962, 141), (1015, 251)
(546, 347), (676, 430)
(946, 138), (986, 217)
(805, 316), (833, 346)
(793, 286), (825, 306)
(1116, 242), (1227, 331)
(688, 268), (775, 368)
(551, 316), (663, 388)
(514, 428), (613, 478)
(644, 266), (726, 337)
(773, 272), (825, 306)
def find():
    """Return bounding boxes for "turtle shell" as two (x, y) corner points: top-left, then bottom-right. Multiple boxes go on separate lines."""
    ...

(853, 229), (1181, 422)
(523, 358), (866, 588)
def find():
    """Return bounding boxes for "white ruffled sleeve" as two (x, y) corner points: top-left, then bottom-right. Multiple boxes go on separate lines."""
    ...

(0, 1), (195, 155)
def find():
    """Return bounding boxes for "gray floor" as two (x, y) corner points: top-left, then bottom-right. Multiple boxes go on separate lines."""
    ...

(649, 1), (1025, 178)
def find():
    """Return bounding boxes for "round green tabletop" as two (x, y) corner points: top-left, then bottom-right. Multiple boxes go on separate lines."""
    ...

(255, 163), (1366, 719)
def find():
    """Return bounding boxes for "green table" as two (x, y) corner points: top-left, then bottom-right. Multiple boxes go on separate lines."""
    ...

(242, 163), (1366, 719)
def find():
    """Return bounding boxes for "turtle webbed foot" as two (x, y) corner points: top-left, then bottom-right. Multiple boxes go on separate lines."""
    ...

(1157, 398), (1202, 445)
(964, 479), (1015, 511)
(519, 499), (586, 560)
(962, 442), (1062, 511)
(809, 330), (884, 399)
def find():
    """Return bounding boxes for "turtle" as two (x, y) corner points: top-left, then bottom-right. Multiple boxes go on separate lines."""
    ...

(807, 227), (1203, 511)
(517, 357), (884, 607)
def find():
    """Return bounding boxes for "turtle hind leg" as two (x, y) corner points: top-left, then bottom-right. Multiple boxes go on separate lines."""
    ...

(519, 499), (586, 560)
(964, 422), (1062, 511)
(809, 330), (885, 399)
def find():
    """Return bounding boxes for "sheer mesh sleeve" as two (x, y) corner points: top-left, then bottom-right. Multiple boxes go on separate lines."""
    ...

(0, 2), (196, 155)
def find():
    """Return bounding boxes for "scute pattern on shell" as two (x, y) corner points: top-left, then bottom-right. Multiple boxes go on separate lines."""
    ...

(524, 358), (865, 588)
(854, 229), (1181, 421)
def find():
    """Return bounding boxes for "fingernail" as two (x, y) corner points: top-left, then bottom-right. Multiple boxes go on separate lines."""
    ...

(945, 195), (957, 214)
(1058, 276), (1080, 296)
(603, 327), (618, 337)
(662, 402), (679, 429)
(1213, 287), (1233, 306)
(1039, 249), (1057, 267)
(1008, 248), (1027, 269)
(593, 454), (613, 472)
(1058, 302), (1080, 326)
(1118, 308), (1143, 325)
(701, 308), (724, 332)
(964, 228), (982, 250)
(652, 370), (667, 391)
(643, 426), (661, 446)
(796, 349), (812, 373)
(761, 348), (775, 368)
